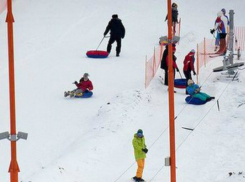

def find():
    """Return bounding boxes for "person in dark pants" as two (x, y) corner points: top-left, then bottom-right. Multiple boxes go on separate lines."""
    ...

(160, 45), (178, 86)
(183, 49), (196, 94)
(165, 3), (179, 35)
(104, 14), (125, 57)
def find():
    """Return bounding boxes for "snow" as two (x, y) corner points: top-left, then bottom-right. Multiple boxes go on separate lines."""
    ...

(0, 0), (245, 181)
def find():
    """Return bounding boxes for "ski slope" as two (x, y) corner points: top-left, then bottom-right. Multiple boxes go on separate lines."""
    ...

(0, 0), (245, 181)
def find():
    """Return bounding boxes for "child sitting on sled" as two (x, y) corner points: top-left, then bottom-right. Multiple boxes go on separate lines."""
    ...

(186, 79), (215, 102)
(64, 73), (93, 98)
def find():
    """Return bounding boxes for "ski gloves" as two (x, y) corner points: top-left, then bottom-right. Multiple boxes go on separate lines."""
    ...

(142, 148), (148, 154)
(193, 71), (196, 75)
(210, 29), (215, 34)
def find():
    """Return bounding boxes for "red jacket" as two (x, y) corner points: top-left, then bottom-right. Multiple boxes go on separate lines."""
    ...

(166, 55), (178, 68)
(75, 79), (93, 91)
(183, 52), (195, 71)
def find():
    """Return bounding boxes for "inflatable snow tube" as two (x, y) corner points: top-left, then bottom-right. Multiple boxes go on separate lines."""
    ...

(174, 79), (187, 89)
(75, 91), (93, 98)
(86, 50), (109, 58)
(185, 96), (206, 105)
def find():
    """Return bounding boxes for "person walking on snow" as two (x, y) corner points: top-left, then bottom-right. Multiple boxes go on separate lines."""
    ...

(64, 73), (93, 97)
(183, 49), (196, 94)
(210, 11), (228, 54)
(104, 14), (125, 57)
(132, 129), (148, 182)
(186, 79), (215, 102)
(165, 2), (179, 35)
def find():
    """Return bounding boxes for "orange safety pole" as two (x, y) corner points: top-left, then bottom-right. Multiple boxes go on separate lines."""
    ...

(6, 0), (20, 182)
(167, 0), (176, 182)
(196, 44), (199, 84)
(204, 37), (206, 67)
(153, 47), (156, 77)
(145, 56), (147, 88)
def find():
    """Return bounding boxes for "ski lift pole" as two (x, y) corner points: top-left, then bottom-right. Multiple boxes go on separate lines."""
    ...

(6, 0), (20, 182)
(167, 0), (176, 182)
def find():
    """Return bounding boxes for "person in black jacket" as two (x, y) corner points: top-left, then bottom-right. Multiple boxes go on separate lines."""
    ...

(160, 44), (178, 86)
(104, 14), (125, 57)
(165, 3), (179, 35)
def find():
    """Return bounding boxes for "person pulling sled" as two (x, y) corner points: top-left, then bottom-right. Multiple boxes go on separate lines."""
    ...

(64, 73), (93, 98)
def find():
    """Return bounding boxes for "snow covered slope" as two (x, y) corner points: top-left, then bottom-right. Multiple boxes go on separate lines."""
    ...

(0, 0), (245, 182)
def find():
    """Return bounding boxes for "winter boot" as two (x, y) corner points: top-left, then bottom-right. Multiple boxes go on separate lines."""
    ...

(64, 91), (69, 97)
(132, 176), (140, 181)
(69, 91), (75, 98)
(116, 53), (120, 57)
(138, 178), (145, 182)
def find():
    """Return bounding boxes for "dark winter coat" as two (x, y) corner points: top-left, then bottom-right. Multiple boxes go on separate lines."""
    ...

(160, 47), (168, 69)
(166, 54), (178, 68)
(76, 78), (93, 91)
(104, 18), (125, 38)
(165, 7), (179, 23)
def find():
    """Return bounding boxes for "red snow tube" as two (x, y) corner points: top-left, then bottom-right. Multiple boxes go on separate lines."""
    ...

(86, 50), (109, 58)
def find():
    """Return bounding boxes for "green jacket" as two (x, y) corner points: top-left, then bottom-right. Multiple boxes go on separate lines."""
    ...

(132, 134), (147, 160)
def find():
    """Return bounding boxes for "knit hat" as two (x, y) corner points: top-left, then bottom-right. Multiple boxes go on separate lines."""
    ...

(187, 79), (194, 85)
(83, 73), (89, 78)
(191, 49), (195, 53)
(112, 14), (118, 19)
(172, 3), (177, 8)
(221, 8), (226, 14)
(217, 11), (222, 17)
(137, 129), (143, 137)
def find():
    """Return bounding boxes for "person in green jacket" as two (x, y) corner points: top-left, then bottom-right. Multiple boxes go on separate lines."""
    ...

(132, 129), (148, 182)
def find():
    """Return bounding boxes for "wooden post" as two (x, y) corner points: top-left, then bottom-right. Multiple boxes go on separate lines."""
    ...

(167, 0), (176, 182)
(6, 1), (20, 182)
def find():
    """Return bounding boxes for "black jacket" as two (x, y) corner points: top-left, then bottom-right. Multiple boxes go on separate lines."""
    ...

(104, 18), (125, 38)
(165, 7), (179, 23)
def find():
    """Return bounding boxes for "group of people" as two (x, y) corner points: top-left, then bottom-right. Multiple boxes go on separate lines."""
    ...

(64, 14), (125, 97)
(211, 8), (229, 54)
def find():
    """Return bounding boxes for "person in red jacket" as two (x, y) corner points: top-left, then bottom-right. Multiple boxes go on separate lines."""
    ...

(64, 73), (93, 97)
(183, 49), (196, 94)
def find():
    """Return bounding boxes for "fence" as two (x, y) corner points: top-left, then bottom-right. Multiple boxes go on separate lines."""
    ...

(234, 27), (245, 51)
(145, 45), (164, 88)
(0, 0), (7, 14)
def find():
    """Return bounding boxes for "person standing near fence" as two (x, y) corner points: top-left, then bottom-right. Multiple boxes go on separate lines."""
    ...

(132, 129), (148, 182)
(165, 2), (179, 35)
(104, 14), (125, 57)
(183, 49), (196, 94)
(210, 11), (228, 54)
(160, 44), (179, 86)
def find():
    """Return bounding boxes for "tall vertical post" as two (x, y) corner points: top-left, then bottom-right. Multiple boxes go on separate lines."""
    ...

(228, 10), (234, 65)
(6, 0), (20, 182)
(167, 0), (176, 182)
(204, 37), (206, 67)
(196, 44), (199, 84)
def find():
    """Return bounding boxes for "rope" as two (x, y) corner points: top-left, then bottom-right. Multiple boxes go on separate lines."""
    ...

(148, 70), (239, 181)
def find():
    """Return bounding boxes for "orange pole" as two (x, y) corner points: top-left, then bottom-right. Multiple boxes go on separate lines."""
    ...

(6, 0), (20, 182)
(204, 37), (206, 67)
(145, 56), (147, 88)
(153, 47), (156, 77)
(196, 44), (199, 84)
(167, 0), (176, 182)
